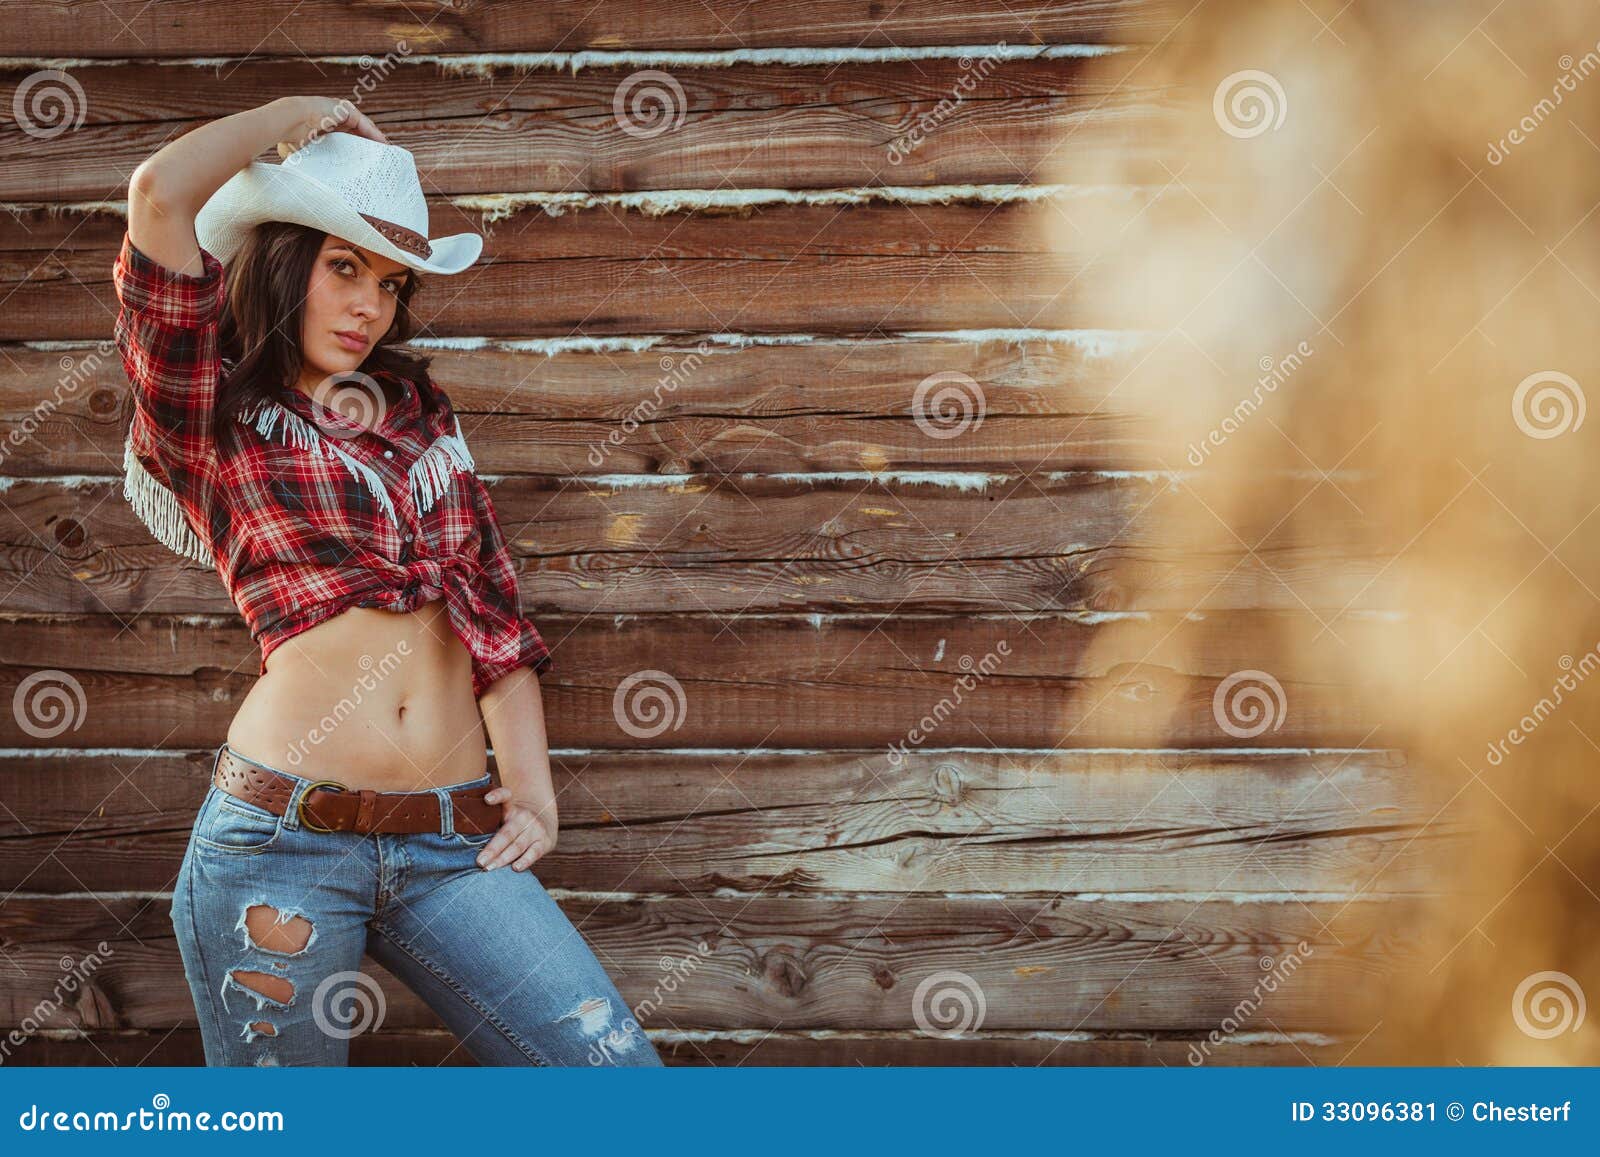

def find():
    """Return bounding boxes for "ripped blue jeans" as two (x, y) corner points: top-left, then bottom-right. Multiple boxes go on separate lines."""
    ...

(171, 743), (664, 1067)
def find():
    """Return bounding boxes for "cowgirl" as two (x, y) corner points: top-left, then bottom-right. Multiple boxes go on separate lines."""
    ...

(118, 95), (663, 1067)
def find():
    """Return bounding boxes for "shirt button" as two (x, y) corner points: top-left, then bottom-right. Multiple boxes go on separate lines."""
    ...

(383, 449), (394, 459)
(403, 533), (413, 542)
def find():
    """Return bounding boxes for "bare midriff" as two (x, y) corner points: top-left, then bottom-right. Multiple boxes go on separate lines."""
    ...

(226, 598), (488, 792)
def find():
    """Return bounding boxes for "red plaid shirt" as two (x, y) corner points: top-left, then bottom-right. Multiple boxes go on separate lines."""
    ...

(112, 230), (551, 698)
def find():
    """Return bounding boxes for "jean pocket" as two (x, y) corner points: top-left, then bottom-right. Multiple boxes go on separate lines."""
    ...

(450, 826), (497, 849)
(194, 787), (286, 856)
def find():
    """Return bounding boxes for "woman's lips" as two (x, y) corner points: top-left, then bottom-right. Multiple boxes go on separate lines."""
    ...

(334, 330), (368, 352)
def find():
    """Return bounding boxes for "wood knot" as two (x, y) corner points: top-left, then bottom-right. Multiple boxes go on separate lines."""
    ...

(73, 980), (118, 1029)
(761, 951), (808, 998)
(1088, 586), (1125, 611)
(51, 517), (87, 550)
(931, 762), (965, 805)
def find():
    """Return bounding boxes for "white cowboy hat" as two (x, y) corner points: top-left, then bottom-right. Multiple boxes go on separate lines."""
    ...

(194, 132), (482, 275)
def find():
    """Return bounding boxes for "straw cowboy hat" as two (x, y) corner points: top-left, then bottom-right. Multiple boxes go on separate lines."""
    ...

(194, 131), (481, 275)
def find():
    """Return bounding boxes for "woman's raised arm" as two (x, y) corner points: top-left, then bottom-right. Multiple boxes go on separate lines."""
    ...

(127, 96), (389, 273)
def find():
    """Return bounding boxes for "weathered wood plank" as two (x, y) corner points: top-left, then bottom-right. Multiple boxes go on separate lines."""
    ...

(0, 749), (1458, 894)
(0, 55), (1168, 199)
(2, 194), (1155, 338)
(0, 610), (1396, 748)
(0, 893), (1417, 1031)
(0, 336), (1159, 475)
(0, 1), (1179, 56)
(0, 471), (1389, 616)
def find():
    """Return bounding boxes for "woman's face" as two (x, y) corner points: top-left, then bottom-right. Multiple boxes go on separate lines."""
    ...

(296, 235), (414, 383)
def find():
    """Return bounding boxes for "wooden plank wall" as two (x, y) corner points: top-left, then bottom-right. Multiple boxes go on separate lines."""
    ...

(0, 1), (1455, 1066)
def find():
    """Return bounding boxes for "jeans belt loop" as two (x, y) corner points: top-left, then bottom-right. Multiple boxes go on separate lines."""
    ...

(433, 787), (455, 837)
(354, 788), (379, 833)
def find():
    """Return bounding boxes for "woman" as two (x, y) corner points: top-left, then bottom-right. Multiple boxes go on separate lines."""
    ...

(118, 95), (662, 1067)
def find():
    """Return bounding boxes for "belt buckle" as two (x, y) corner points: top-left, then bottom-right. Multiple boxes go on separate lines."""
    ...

(297, 779), (349, 833)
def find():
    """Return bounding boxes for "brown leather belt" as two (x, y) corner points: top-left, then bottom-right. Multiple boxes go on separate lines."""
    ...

(212, 745), (503, 836)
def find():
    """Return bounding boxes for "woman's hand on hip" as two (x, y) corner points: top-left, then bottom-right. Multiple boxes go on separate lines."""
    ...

(477, 786), (558, 872)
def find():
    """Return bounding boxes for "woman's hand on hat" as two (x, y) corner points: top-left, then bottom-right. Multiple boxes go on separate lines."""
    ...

(475, 786), (558, 872)
(280, 95), (390, 158)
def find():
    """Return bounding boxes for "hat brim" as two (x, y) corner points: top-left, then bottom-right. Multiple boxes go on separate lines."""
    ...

(194, 160), (482, 276)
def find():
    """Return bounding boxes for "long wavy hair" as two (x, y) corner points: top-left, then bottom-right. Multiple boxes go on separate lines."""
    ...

(213, 221), (437, 454)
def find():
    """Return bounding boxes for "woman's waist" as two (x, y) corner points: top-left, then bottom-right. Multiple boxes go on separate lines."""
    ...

(232, 603), (487, 789)
(223, 708), (489, 790)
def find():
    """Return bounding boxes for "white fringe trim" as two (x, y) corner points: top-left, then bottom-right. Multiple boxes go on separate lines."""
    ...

(122, 434), (215, 567)
(241, 399), (399, 524)
(409, 414), (477, 515)
(123, 401), (480, 562)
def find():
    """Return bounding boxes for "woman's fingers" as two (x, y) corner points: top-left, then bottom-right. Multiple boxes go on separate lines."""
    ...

(478, 817), (552, 871)
(348, 108), (389, 144)
(328, 104), (388, 144)
(476, 826), (515, 867)
(295, 99), (389, 147)
(484, 835), (545, 871)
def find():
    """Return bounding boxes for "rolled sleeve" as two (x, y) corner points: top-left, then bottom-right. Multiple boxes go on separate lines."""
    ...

(112, 229), (228, 561)
(113, 231), (227, 492)
(469, 466), (554, 699)
(113, 230), (226, 324)
(472, 619), (553, 699)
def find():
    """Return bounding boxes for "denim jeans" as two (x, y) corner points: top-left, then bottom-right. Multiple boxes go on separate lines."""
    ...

(171, 743), (664, 1067)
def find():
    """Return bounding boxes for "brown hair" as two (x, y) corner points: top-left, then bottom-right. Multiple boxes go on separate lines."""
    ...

(213, 221), (436, 453)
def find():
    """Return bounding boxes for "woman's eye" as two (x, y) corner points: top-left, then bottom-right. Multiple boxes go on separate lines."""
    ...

(334, 258), (401, 294)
